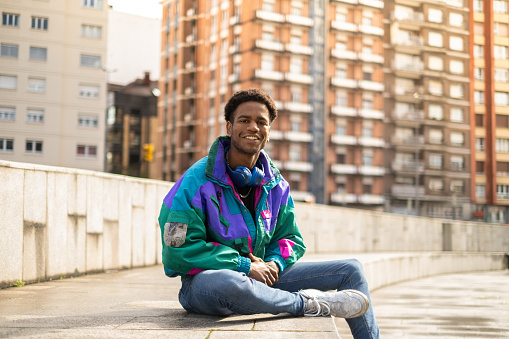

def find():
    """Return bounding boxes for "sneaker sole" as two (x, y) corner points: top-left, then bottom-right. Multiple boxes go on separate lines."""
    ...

(339, 289), (370, 318)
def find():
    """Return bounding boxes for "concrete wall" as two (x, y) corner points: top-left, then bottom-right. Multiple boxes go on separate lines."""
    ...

(1, 160), (508, 288)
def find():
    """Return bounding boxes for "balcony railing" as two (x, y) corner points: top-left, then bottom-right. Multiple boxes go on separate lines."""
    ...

(392, 61), (424, 72)
(331, 192), (357, 204)
(358, 108), (384, 119)
(286, 14), (313, 26)
(359, 25), (384, 36)
(284, 161), (313, 172)
(284, 102), (313, 113)
(331, 134), (357, 145)
(392, 11), (424, 22)
(255, 10), (284, 23)
(392, 161), (424, 172)
(255, 39), (284, 51)
(393, 110), (424, 120)
(255, 69), (284, 81)
(331, 49), (358, 60)
(359, 53), (384, 64)
(358, 194), (385, 204)
(285, 43), (313, 55)
(284, 131), (313, 142)
(358, 136), (385, 147)
(391, 185), (425, 197)
(331, 77), (357, 88)
(331, 164), (357, 174)
(285, 72), (313, 84)
(331, 0), (358, 4)
(331, 21), (358, 32)
(395, 37), (424, 47)
(392, 135), (424, 145)
(358, 165), (385, 176)
(268, 129), (283, 140)
(358, 80), (384, 91)
(359, 0), (384, 8)
(331, 105), (357, 117)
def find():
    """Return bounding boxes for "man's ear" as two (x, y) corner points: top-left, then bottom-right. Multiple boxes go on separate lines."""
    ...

(226, 121), (232, 137)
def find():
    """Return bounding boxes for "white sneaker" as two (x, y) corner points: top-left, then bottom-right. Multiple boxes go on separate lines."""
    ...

(299, 289), (369, 318)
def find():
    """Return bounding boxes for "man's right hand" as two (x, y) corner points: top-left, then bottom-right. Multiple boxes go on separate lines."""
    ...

(247, 253), (278, 286)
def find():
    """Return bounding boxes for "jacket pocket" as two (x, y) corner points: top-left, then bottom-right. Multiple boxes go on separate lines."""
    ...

(210, 195), (231, 234)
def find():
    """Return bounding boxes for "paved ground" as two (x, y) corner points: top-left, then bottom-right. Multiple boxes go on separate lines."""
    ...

(336, 270), (509, 339)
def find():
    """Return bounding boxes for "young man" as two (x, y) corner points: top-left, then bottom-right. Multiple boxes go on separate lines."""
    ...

(159, 88), (380, 338)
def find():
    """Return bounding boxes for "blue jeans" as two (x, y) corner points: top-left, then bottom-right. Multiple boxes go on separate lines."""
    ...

(178, 259), (380, 339)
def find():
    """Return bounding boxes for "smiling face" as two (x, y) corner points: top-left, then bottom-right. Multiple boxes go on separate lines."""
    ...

(227, 101), (271, 167)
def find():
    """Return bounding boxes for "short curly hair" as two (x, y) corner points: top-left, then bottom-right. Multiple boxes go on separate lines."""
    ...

(224, 88), (278, 123)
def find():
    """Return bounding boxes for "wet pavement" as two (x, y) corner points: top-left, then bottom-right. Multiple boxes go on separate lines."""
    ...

(336, 270), (509, 339)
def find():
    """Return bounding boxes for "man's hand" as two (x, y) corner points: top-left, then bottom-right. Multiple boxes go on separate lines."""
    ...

(247, 253), (279, 286)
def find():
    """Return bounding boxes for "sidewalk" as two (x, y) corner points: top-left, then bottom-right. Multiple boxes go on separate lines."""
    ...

(0, 252), (507, 338)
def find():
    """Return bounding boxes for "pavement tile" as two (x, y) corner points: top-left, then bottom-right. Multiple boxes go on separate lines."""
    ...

(0, 328), (211, 339)
(208, 330), (339, 338)
(253, 313), (337, 332)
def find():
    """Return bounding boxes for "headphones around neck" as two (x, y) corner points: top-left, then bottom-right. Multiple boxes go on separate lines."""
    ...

(225, 146), (265, 187)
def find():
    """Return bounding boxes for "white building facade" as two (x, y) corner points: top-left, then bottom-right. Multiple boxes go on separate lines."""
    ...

(0, 0), (108, 171)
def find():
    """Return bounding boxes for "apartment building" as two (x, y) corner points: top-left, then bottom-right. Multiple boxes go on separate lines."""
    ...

(384, 0), (472, 219)
(0, 0), (108, 171)
(157, 0), (385, 206)
(471, 0), (509, 222)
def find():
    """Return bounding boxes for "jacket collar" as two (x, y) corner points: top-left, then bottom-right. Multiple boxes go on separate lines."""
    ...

(205, 136), (280, 187)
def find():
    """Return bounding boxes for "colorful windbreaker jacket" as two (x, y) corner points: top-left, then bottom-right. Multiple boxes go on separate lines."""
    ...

(158, 136), (306, 278)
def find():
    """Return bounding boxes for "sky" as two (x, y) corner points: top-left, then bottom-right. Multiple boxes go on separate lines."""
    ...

(108, 0), (163, 19)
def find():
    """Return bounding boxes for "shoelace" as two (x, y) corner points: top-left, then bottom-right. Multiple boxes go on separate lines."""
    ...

(305, 298), (331, 317)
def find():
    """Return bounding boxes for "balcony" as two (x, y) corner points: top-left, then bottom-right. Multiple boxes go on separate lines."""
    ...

(331, 134), (357, 145)
(186, 8), (196, 17)
(255, 10), (285, 23)
(331, 0), (358, 4)
(184, 86), (194, 95)
(392, 135), (424, 145)
(331, 77), (357, 88)
(284, 161), (313, 172)
(286, 14), (313, 27)
(359, 0), (383, 8)
(392, 61), (424, 72)
(391, 184), (425, 197)
(392, 161), (424, 172)
(284, 102), (313, 113)
(429, 88), (444, 96)
(255, 39), (284, 52)
(185, 61), (196, 71)
(395, 37), (424, 48)
(331, 164), (357, 175)
(331, 21), (358, 32)
(358, 80), (384, 91)
(358, 25), (383, 36)
(331, 192), (357, 204)
(285, 43), (313, 55)
(358, 108), (384, 119)
(392, 11), (424, 23)
(358, 194), (385, 205)
(229, 16), (240, 25)
(285, 72), (313, 85)
(359, 53), (384, 64)
(273, 101), (284, 111)
(394, 110), (424, 121)
(255, 69), (284, 81)
(269, 129), (283, 140)
(229, 45), (240, 54)
(358, 165), (385, 176)
(331, 105), (357, 117)
(291, 191), (315, 202)
(331, 49), (358, 60)
(284, 131), (313, 142)
(228, 73), (239, 83)
(185, 34), (197, 43)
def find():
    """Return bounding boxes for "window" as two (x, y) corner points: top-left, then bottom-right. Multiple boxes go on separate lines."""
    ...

(261, 53), (274, 71)
(0, 107), (15, 121)
(81, 24), (102, 38)
(474, 90), (485, 104)
(450, 84), (464, 98)
(429, 178), (444, 191)
(362, 150), (373, 166)
(428, 8), (443, 23)
(476, 161), (485, 174)
(362, 93), (373, 109)
(79, 84), (100, 98)
(449, 12), (463, 27)
(291, 86), (302, 102)
(83, 0), (103, 9)
(429, 80), (443, 95)
(428, 56), (443, 71)
(450, 108), (464, 122)
(497, 162), (509, 176)
(476, 184), (485, 199)
(494, 23), (509, 37)
(0, 75), (17, 90)
(474, 0), (483, 12)
(450, 132), (464, 146)
(451, 155), (464, 170)
(26, 109), (44, 123)
(449, 36), (463, 51)
(29, 47), (47, 61)
(450, 180), (464, 193)
(496, 114), (509, 127)
(476, 114), (484, 126)
(289, 145), (301, 162)
(474, 44), (484, 58)
(476, 137), (485, 151)
(335, 90), (347, 106)
(429, 154), (443, 168)
(27, 78), (46, 93)
(290, 57), (303, 74)
(495, 68), (509, 83)
(450, 60), (464, 74)
(0, 138), (14, 152)
(474, 67), (484, 80)
(494, 0), (508, 13)
(429, 104), (444, 120)
(262, 0), (274, 12)
(497, 185), (509, 199)
(474, 22), (484, 35)
(25, 140), (43, 154)
(80, 54), (101, 68)
(429, 129), (443, 143)
(2, 13), (19, 27)
(290, 0), (303, 16)
(78, 114), (99, 128)
(496, 138), (509, 152)
(262, 24), (274, 41)
(31, 17), (48, 30)
(77, 145), (97, 158)
(495, 92), (509, 106)
(428, 32), (443, 47)
(1, 43), (18, 58)
(494, 45), (508, 60)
